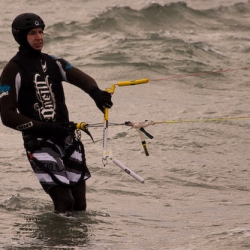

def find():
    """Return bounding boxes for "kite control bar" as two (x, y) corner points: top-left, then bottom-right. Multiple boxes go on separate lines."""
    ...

(75, 78), (149, 183)
(105, 78), (149, 182)
(105, 78), (149, 94)
(75, 119), (154, 157)
(103, 78), (148, 182)
(103, 78), (149, 165)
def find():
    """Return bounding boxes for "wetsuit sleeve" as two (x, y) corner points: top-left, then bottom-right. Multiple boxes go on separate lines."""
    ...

(0, 61), (44, 133)
(55, 57), (99, 93)
(55, 58), (113, 112)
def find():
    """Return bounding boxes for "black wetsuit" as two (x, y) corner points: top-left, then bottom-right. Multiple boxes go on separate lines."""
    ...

(0, 49), (97, 193)
(0, 49), (98, 134)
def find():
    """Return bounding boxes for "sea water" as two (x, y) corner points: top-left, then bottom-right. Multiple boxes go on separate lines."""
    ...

(1, 0), (250, 249)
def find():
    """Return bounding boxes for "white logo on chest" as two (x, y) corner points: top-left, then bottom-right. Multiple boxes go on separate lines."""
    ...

(33, 74), (56, 120)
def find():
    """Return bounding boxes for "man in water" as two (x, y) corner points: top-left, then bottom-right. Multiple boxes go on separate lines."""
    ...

(0, 13), (113, 214)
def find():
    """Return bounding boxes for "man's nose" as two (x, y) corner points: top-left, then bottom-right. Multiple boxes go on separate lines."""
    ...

(35, 32), (43, 39)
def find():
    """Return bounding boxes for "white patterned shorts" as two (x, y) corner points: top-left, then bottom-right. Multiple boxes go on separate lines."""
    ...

(25, 135), (91, 193)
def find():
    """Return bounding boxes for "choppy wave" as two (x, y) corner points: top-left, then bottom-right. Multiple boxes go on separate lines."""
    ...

(2, 2), (250, 74)
(89, 2), (250, 33)
(1, 193), (50, 211)
(61, 1), (250, 74)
